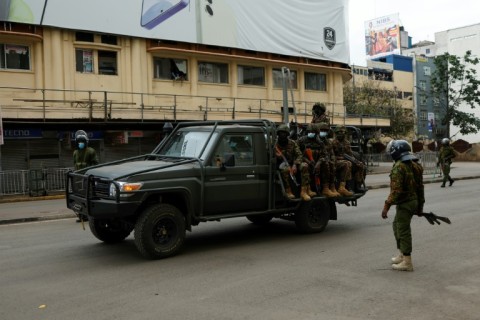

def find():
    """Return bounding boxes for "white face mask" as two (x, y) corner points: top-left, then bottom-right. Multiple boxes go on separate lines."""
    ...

(307, 133), (316, 139)
(319, 132), (328, 138)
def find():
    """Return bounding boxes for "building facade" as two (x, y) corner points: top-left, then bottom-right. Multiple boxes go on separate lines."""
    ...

(0, 0), (377, 171)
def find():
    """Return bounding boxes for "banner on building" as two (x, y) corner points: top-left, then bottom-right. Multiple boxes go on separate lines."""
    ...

(0, 0), (350, 64)
(364, 13), (401, 60)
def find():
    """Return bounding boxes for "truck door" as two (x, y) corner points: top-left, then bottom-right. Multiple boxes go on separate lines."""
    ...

(203, 133), (269, 215)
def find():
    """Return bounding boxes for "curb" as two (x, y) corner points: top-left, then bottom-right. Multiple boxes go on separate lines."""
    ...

(0, 214), (75, 225)
(0, 194), (65, 204)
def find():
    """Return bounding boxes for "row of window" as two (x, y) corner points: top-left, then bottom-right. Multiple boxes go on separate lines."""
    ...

(2, 37), (327, 91)
(153, 57), (327, 90)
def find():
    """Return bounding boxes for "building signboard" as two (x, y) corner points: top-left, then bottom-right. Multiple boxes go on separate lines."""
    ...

(364, 13), (401, 60)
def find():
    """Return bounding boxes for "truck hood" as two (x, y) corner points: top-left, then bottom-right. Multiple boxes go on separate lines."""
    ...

(85, 159), (199, 181)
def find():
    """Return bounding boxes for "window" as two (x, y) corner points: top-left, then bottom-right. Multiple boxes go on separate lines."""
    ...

(198, 62), (228, 83)
(419, 80), (426, 91)
(75, 49), (117, 75)
(403, 92), (412, 100)
(75, 49), (93, 73)
(433, 97), (440, 106)
(305, 72), (326, 91)
(419, 111), (427, 121)
(101, 35), (117, 45)
(98, 51), (117, 75)
(0, 44), (30, 70)
(238, 65), (265, 86)
(212, 134), (254, 166)
(153, 57), (187, 80)
(75, 32), (94, 42)
(420, 95), (428, 105)
(426, 48), (431, 54)
(273, 68), (297, 89)
(423, 66), (431, 76)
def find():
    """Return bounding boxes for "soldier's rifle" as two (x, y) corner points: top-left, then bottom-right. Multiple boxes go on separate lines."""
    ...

(275, 145), (299, 186)
(418, 212), (451, 225)
(305, 148), (321, 192)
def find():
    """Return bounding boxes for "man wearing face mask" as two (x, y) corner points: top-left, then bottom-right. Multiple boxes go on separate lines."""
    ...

(73, 130), (99, 170)
(298, 124), (338, 198)
(275, 124), (311, 201)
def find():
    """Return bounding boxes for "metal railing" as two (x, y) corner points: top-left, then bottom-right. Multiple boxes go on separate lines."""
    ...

(0, 168), (71, 196)
(0, 86), (391, 126)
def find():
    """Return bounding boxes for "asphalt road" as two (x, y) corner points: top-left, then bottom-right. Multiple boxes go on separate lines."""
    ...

(0, 180), (479, 320)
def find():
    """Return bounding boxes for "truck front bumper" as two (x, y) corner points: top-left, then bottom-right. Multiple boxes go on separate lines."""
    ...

(67, 194), (141, 219)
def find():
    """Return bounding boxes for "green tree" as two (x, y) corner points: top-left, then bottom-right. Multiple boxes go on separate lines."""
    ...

(344, 80), (414, 138)
(431, 50), (480, 137)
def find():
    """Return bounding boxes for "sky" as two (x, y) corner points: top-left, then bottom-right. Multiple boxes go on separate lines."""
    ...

(348, 0), (480, 66)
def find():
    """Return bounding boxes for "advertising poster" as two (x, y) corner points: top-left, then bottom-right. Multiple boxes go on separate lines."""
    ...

(0, 0), (350, 64)
(364, 13), (401, 60)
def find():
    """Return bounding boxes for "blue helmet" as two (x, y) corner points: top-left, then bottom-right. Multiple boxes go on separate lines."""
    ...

(386, 139), (417, 161)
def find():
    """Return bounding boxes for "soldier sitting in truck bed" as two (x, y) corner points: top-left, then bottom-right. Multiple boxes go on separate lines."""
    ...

(275, 124), (312, 201)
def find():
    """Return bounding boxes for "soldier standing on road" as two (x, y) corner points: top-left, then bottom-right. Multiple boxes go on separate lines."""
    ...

(382, 140), (425, 272)
(275, 124), (311, 201)
(72, 130), (99, 222)
(73, 130), (99, 170)
(437, 138), (456, 188)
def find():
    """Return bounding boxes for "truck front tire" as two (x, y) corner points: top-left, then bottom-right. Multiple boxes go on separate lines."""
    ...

(89, 218), (133, 243)
(295, 199), (331, 233)
(134, 204), (186, 259)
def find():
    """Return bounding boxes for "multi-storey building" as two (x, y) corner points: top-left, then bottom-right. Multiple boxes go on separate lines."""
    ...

(1, 0), (385, 171)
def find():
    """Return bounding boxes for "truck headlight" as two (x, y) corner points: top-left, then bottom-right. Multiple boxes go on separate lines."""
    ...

(109, 182), (143, 198)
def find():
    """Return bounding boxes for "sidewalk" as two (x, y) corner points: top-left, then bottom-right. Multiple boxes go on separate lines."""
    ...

(1, 161), (479, 225)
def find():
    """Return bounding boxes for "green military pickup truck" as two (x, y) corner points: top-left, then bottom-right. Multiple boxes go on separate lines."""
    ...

(66, 120), (366, 259)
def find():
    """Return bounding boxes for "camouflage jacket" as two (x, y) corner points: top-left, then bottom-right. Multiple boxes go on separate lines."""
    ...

(319, 137), (336, 162)
(331, 139), (354, 160)
(385, 160), (425, 207)
(73, 147), (99, 170)
(275, 139), (303, 166)
(311, 114), (330, 125)
(297, 136), (327, 162)
(438, 146), (456, 164)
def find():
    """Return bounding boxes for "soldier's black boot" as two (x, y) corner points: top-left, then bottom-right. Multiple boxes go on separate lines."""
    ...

(440, 183), (446, 188)
(449, 178), (454, 186)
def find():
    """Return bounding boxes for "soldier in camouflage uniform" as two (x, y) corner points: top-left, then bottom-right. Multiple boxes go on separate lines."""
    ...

(437, 138), (456, 187)
(275, 124), (311, 201)
(316, 123), (342, 197)
(330, 127), (355, 196)
(382, 140), (425, 272)
(311, 102), (330, 132)
(332, 126), (366, 193)
(297, 124), (337, 198)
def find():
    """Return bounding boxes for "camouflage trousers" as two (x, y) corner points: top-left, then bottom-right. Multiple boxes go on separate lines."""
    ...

(441, 162), (452, 184)
(280, 162), (310, 188)
(353, 162), (366, 183)
(335, 160), (352, 182)
(393, 199), (417, 255)
(315, 159), (335, 186)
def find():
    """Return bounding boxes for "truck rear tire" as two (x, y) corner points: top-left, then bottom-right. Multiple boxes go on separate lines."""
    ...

(295, 199), (330, 233)
(134, 203), (186, 259)
(89, 218), (133, 243)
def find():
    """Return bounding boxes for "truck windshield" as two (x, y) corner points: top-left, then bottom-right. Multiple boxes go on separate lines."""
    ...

(159, 130), (218, 159)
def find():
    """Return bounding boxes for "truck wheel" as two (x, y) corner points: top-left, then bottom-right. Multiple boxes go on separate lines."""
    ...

(89, 218), (132, 243)
(247, 215), (273, 225)
(134, 204), (186, 259)
(295, 199), (330, 233)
